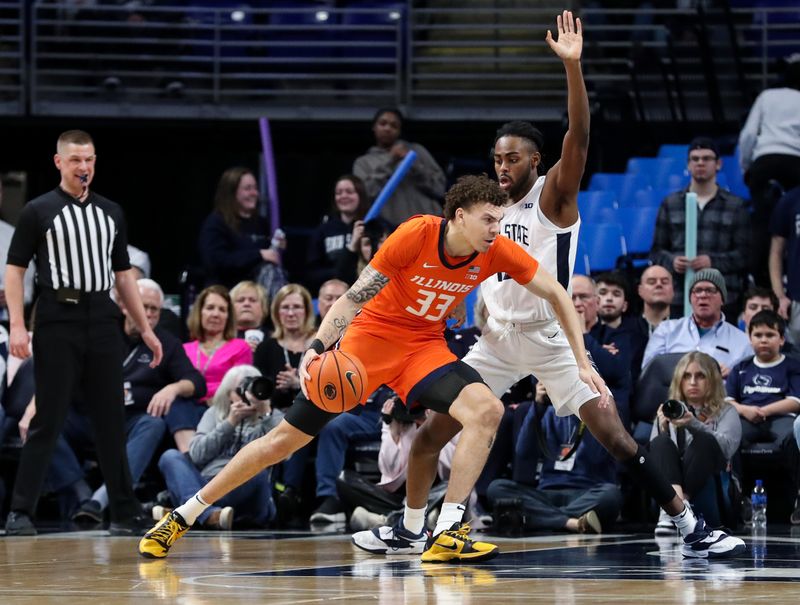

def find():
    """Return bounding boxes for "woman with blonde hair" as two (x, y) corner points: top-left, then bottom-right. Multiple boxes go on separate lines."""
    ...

(166, 285), (252, 452)
(253, 283), (316, 410)
(230, 280), (271, 350)
(156, 365), (282, 529)
(649, 351), (742, 535)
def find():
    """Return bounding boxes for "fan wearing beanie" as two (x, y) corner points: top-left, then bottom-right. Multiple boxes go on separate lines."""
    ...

(642, 267), (753, 378)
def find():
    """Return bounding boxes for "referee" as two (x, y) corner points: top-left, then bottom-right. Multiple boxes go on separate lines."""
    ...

(4, 130), (162, 535)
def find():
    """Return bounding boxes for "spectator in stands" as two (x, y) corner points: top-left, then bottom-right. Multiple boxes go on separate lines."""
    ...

(253, 283), (316, 410)
(571, 274), (599, 333)
(637, 264), (674, 335)
(595, 271), (648, 383)
(650, 137), (750, 312)
(156, 365), (282, 529)
(333, 219), (392, 286)
(769, 185), (800, 346)
(316, 279), (348, 324)
(487, 381), (623, 534)
(306, 175), (369, 292)
(739, 286), (779, 332)
(726, 310), (800, 522)
(308, 387), (385, 524)
(353, 108), (446, 226)
(169, 285), (251, 452)
(230, 280), (271, 349)
(642, 269), (752, 377)
(0, 178), (34, 322)
(650, 351), (741, 535)
(72, 278), (206, 523)
(251, 283), (316, 525)
(127, 244), (151, 280)
(572, 275), (632, 422)
(341, 391), (419, 531)
(198, 167), (286, 289)
(739, 59), (800, 286)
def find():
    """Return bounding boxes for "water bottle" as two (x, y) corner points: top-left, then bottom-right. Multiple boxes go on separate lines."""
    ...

(751, 479), (767, 529)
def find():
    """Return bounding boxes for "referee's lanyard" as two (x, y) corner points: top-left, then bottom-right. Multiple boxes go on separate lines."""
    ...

(196, 342), (224, 377)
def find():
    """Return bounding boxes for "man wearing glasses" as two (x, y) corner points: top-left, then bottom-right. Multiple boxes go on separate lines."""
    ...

(650, 138), (750, 315)
(642, 268), (752, 378)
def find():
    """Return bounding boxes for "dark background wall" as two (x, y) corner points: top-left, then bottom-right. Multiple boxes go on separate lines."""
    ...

(0, 115), (742, 292)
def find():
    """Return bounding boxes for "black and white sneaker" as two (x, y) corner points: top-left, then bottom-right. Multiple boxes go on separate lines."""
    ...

(681, 517), (746, 559)
(352, 519), (427, 555)
(309, 496), (345, 524)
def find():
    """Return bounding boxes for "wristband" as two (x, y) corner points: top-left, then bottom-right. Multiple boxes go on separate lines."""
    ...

(309, 339), (325, 355)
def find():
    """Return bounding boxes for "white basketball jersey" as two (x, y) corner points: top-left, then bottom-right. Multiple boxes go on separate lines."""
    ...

(481, 175), (581, 323)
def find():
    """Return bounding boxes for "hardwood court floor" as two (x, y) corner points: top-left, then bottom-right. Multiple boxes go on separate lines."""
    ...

(1, 526), (799, 604)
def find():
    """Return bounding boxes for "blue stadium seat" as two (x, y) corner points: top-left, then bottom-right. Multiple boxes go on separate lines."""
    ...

(617, 173), (651, 202)
(654, 172), (688, 191)
(577, 190), (617, 223)
(626, 157), (664, 175)
(720, 154), (750, 200)
(587, 172), (625, 195)
(577, 222), (626, 274)
(618, 187), (669, 209)
(657, 144), (689, 161)
(620, 206), (660, 254)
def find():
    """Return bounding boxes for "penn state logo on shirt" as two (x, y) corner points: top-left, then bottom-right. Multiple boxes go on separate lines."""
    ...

(753, 374), (772, 387)
(138, 353), (152, 364)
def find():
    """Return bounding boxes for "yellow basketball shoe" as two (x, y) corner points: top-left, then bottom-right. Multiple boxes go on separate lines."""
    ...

(138, 511), (190, 559)
(420, 522), (499, 563)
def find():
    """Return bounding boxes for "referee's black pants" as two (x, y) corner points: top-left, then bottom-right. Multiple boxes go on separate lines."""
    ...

(11, 309), (140, 522)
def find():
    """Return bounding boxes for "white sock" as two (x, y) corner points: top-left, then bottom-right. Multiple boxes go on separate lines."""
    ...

(671, 501), (697, 538)
(403, 504), (427, 535)
(175, 493), (210, 526)
(433, 502), (465, 537)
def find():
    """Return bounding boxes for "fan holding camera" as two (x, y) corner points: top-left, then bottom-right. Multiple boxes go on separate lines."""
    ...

(154, 365), (281, 530)
(649, 352), (742, 536)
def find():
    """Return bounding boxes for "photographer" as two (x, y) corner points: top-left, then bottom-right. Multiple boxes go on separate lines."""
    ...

(154, 365), (281, 529)
(649, 352), (741, 535)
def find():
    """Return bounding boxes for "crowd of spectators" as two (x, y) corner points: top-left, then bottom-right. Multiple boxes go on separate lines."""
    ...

(1, 96), (799, 535)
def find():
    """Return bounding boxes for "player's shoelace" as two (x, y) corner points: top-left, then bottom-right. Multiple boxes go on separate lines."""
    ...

(442, 522), (473, 543)
(149, 516), (184, 547)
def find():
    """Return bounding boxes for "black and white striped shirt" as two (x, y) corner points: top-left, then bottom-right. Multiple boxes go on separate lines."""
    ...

(7, 187), (131, 292)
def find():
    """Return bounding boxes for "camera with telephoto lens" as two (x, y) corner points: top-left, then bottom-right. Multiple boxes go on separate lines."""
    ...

(662, 399), (690, 420)
(236, 376), (274, 404)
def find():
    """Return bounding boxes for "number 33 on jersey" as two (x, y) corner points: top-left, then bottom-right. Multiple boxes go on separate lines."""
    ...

(353, 215), (539, 333)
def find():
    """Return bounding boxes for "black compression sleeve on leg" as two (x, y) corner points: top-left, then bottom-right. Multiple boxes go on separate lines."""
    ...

(623, 445), (677, 506)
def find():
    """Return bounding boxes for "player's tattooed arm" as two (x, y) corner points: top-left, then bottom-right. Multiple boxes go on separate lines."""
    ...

(313, 265), (390, 350)
(346, 265), (389, 304)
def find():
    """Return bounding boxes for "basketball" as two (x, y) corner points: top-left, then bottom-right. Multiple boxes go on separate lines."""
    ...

(304, 350), (368, 413)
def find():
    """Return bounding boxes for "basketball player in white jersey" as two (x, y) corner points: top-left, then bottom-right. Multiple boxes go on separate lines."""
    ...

(354, 10), (744, 559)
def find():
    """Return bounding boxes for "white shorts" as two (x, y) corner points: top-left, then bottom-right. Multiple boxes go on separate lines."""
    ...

(462, 316), (604, 418)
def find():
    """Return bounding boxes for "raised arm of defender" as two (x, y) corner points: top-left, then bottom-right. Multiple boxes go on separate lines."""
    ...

(523, 265), (609, 407)
(540, 10), (590, 225)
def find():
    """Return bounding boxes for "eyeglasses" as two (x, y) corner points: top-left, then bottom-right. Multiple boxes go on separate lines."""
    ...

(691, 286), (719, 297)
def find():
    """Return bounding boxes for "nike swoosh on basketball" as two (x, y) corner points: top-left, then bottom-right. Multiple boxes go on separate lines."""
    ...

(422, 262), (438, 269)
(344, 371), (358, 394)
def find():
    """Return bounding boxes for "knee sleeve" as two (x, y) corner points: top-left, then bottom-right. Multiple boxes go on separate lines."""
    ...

(623, 445), (676, 506)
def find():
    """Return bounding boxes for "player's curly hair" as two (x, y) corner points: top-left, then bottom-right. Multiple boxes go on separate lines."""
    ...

(443, 174), (508, 220)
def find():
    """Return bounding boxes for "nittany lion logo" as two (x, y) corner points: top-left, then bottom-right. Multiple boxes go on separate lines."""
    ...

(323, 383), (338, 400)
(753, 374), (772, 387)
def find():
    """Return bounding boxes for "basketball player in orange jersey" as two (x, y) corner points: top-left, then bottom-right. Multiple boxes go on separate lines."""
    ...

(139, 174), (607, 562)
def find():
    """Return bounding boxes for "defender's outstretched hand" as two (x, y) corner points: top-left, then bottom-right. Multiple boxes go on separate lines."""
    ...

(545, 10), (583, 62)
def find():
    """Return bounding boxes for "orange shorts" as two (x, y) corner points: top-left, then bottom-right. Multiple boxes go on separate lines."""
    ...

(339, 320), (457, 403)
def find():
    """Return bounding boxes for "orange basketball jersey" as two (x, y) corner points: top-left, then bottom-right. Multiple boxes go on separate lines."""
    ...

(353, 214), (539, 337)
